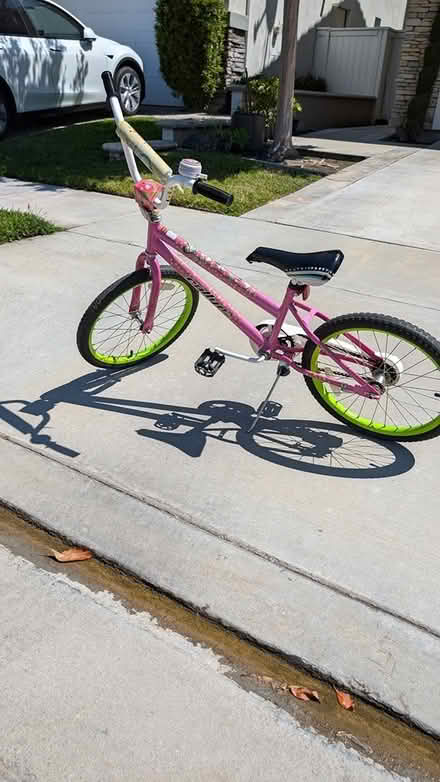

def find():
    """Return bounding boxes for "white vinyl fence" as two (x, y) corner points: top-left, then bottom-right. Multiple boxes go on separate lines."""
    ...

(311, 27), (403, 121)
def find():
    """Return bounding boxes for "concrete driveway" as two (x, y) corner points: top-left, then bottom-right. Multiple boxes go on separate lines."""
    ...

(247, 147), (440, 252)
(0, 150), (439, 736)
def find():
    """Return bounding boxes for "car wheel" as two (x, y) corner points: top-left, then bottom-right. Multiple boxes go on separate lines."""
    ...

(115, 66), (142, 116)
(0, 91), (11, 139)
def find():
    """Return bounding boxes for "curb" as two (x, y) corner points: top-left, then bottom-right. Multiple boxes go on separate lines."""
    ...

(1, 429), (440, 739)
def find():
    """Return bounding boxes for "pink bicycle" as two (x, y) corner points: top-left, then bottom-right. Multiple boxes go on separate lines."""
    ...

(77, 73), (440, 441)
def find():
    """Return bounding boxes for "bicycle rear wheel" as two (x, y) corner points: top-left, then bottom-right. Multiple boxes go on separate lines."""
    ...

(302, 313), (440, 441)
(77, 266), (199, 369)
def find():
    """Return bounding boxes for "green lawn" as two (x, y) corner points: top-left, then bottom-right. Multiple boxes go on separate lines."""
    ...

(0, 208), (57, 244)
(0, 118), (318, 216)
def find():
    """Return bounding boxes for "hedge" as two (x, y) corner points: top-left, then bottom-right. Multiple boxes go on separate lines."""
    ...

(155, 0), (227, 111)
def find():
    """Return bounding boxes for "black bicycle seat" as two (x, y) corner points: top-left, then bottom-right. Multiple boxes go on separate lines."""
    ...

(246, 247), (344, 286)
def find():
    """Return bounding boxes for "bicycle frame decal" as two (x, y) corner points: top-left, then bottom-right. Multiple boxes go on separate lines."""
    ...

(130, 219), (380, 398)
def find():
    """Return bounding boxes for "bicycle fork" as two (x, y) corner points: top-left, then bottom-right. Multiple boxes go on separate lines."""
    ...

(128, 251), (162, 333)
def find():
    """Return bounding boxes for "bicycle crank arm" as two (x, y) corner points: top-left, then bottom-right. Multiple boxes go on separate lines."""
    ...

(215, 348), (267, 364)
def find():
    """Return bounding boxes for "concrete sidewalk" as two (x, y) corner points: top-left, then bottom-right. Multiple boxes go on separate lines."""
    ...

(1, 543), (414, 782)
(292, 128), (401, 159)
(1, 167), (440, 737)
(246, 146), (440, 252)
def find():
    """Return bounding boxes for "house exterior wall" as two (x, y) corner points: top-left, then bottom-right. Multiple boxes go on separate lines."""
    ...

(300, 0), (406, 30)
(228, 0), (248, 13)
(60, 0), (180, 106)
(297, 0), (406, 73)
(225, 27), (247, 86)
(57, 0), (410, 109)
(245, 0), (284, 76)
(243, 0), (407, 77)
(391, 0), (440, 129)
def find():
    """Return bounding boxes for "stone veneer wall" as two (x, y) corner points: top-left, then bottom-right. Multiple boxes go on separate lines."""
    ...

(225, 26), (247, 86)
(391, 0), (440, 129)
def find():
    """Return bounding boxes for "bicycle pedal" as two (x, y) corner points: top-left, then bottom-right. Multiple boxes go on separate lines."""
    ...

(195, 349), (226, 377)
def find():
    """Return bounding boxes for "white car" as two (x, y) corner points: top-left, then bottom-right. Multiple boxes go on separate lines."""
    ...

(0, 0), (145, 137)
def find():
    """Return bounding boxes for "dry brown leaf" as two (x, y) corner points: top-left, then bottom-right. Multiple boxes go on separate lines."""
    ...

(289, 686), (320, 702)
(248, 674), (275, 685)
(335, 690), (355, 711)
(50, 547), (93, 563)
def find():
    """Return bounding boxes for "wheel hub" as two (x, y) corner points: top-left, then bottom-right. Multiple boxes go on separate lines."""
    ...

(371, 352), (403, 387)
(120, 73), (141, 112)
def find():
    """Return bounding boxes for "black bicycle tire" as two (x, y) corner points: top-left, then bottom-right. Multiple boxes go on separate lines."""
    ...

(302, 312), (440, 441)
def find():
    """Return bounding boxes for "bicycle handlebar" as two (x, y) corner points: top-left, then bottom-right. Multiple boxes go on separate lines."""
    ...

(193, 179), (233, 206)
(102, 71), (171, 183)
(102, 71), (118, 99)
(116, 120), (172, 183)
(101, 71), (233, 203)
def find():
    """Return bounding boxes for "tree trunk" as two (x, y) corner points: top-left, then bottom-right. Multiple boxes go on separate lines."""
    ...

(270, 0), (300, 161)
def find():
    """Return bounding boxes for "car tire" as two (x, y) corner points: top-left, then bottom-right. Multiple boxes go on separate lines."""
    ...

(115, 66), (142, 116)
(0, 90), (12, 139)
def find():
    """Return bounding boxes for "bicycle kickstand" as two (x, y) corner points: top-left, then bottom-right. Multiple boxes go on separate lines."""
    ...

(248, 362), (290, 433)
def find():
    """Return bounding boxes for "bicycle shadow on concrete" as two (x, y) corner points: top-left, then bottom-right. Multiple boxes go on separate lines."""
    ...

(0, 363), (415, 479)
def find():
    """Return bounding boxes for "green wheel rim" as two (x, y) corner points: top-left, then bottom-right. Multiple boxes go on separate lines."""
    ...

(88, 278), (194, 366)
(310, 327), (440, 438)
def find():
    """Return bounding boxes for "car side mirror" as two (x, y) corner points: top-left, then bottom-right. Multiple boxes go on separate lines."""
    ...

(83, 26), (96, 41)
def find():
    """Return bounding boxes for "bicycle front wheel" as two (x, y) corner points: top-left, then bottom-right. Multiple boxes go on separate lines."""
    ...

(302, 313), (440, 441)
(77, 266), (199, 369)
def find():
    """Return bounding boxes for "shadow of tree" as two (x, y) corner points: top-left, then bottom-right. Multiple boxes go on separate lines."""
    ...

(0, 177), (69, 191)
(0, 364), (415, 480)
(252, 0), (280, 74)
(255, 0), (367, 79)
(1, 30), (89, 115)
(3, 36), (65, 112)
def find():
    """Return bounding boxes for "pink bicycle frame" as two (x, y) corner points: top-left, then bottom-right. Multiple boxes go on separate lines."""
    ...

(130, 216), (380, 399)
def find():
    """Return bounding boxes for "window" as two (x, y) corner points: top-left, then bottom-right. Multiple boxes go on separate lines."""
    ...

(19, 0), (82, 38)
(0, 0), (30, 35)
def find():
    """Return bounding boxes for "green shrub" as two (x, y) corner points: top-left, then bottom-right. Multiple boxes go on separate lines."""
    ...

(217, 127), (249, 153)
(231, 127), (249, 152)
(295, 73), (327, 92)
(155, 0), (227, 111)
(183, 126), (249, 154)
(248, 76), (302, 130)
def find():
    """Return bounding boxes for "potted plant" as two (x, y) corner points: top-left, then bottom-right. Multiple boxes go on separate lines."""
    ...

(231, 70), (266, 154)
(239, 74), (302, 143)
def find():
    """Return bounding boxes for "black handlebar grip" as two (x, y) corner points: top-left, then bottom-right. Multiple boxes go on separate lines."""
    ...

(193, 180), (234, 206)
(102, 71), (118, 99)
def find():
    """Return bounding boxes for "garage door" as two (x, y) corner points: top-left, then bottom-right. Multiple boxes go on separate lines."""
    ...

(60, 0), (181, 106)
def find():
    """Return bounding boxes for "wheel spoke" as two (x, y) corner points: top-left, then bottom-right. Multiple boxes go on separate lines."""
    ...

(372, 329), (382, 358)
(387, 392), (421, 426)
(86, 275), (193, 366)
(308, 322), (440, 437)
(399, 386), (439, 416)
(397, 367), (440, 389)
